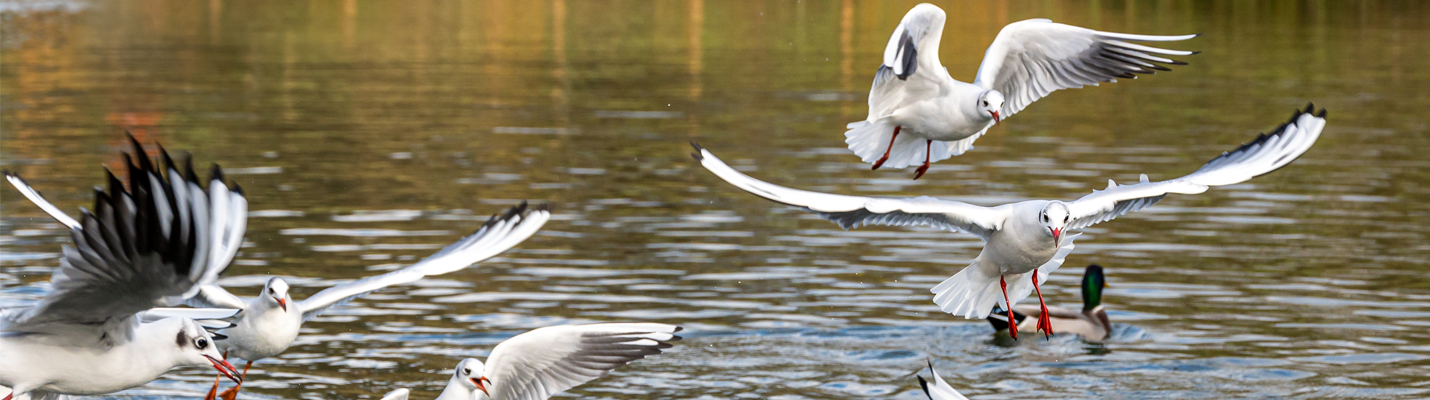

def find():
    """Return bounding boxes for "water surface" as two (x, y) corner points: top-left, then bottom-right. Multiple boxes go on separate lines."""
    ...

(3, 1), (1429, 399)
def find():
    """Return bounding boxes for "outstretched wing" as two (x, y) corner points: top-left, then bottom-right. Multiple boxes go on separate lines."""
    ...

(485, 323), (681, 400)
(1067, 104), (1327, 229)
(2, 136), (239, 344)
(7, 158), (249, 311)
(973, 19), (1196, 120)
(868, 3), (952, 119)
(691, 143), (1007, 240)
(917, 361), (968, 400)
(296, 203), (550, 322)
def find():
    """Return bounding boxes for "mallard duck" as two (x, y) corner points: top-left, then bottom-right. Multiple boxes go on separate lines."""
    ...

(987, 264), (1110, 341)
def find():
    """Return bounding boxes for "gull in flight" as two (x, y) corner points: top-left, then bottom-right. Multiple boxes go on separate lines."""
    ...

(376, 323), (682, 400)
(846, 3), (1197, 179)
(988, 264), (1111, 341)
(0, 138), (246, 399)
(8, 150), (552, 400)
(145, 203), (550, 400)
(916, 361), (968, 400)
(695, 104), (1325, 339)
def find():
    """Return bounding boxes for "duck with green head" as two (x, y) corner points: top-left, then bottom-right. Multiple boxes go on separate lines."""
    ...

(987, 264), (1111, 341)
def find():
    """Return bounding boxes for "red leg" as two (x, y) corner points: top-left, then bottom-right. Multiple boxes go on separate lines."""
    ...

(4, 393), (12, 400)
(218, 361), (253, 400)
(913, 140), (933, 180)
(1031, 268), (1054, 339)
(871, 126), (902, 170)
(1000, 275), (1016, 341)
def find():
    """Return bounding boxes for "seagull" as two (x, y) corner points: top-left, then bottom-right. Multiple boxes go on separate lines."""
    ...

(153, 202), (550, 400)
(375, 323), (682, 400)
(0, 137), (247, 399)
(916, 361), (968, 400)
(9, 151), (552, 400)
(988, 264), (1110, 341)
(846, 3), (1197, 179)
(695, 104), (1326, 339)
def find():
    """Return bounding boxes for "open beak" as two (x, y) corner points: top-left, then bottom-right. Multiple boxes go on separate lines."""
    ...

(206, 355), (242, 384)
(472, 377), (491, 397)
(1049, 227), (1062, 242)
(991, 110), (1001, 125)
(276, 298), (287, 312)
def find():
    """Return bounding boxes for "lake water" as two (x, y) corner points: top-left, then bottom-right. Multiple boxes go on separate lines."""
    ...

(3, 1), (1429, 399)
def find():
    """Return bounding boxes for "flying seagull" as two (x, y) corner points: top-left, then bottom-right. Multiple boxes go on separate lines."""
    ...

(1, 137), (246, 399)
(696, 104), (1325, 339)
(376, 323), (682, 400)
(847, 3), (1197, 179)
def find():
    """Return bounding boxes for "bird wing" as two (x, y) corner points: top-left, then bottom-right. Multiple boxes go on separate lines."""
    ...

(917, 361), (968, 400)
(691, 144), (1006, 240)
(485, 323), (681, 400)
(972, 19), (1196, 120)
(7, 156), (249, 311)
(1067, 105), (1326, 230)
(296, 203), (550, 322)
(868, 4), (952, 119)
(3, 173), (81, 229)
(1, 137), (238, 346)
(379, 389), (409, 400)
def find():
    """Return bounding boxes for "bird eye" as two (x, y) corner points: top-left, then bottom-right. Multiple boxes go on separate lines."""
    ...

(1064, 215), (1069, 223)
(982, 101), (989, 106)
(1041, 214), (1048, 222)
(463, 368), (471, 375)
(195, 337), (209, 349)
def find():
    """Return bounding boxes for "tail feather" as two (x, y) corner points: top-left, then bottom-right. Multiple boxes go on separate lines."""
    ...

(932, 234), (1080, 319)
(844, 120), (978, 169)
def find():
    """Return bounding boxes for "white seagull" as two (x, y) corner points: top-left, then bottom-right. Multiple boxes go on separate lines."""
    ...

(0, 138), (247, 399)
(144, 203), (550, 400)
(376, 323), (682, 400)
(916, 361), (968, 400)
(846, 3), (1197, 179)
(9, 156), (552, 400)
(696, 104), (1326, 339)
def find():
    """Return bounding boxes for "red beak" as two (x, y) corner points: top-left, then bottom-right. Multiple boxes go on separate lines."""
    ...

(991, 110), (1001, 125)
(472, 377), (491, 396)
(207, 355), (242, 384)
(1050, 227), (1062, 242)
(277, 298), (287, 312)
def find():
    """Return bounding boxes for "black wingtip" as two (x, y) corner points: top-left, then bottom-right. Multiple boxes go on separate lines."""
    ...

(210, 162), (230, 187)
(1189, 50), (1202, 55)
(917, 376), (933, 398)
(1317, 108), (1327, 118)
(689, 141), (705, 161)
(535, 202), (552, 212)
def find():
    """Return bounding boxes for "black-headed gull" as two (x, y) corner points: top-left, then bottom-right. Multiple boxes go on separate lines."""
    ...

(376, 323), (682, 400)
(847, 3), (1197, 179)
(916, 361), (968, 400)
(0, 138), (246, 399)
(988, 264), (1111, 341)
(146, 203), (550, 400)
(696, 105), (1325, 339)
(9, 153), (552, 400)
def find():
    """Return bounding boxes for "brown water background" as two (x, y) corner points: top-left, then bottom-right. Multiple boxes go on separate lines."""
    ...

(3, 1), (1429, 398)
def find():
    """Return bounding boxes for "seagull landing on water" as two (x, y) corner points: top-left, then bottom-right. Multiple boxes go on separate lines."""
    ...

(376, 323), (682, 400)
(846, 3), (1198, 179)
(0, 136), (246, 399)
(696, 104), (1326, 340)
(8, 148), (552, 400)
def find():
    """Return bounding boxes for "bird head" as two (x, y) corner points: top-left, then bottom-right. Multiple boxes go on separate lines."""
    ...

(1040, 201), (1070, 244)
(980, 90), (1005, 124)
(1082, 264), (1108, 312)
(455, 358), (492, 397)
(265, 277), (291, 312)
(175, 318), (242, 384)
